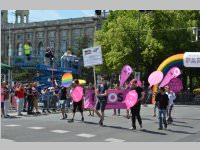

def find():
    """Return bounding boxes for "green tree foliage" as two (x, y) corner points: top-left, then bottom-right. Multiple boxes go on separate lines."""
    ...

(95, 10), (200, 77)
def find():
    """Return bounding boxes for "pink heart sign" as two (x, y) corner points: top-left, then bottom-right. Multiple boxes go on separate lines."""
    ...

(148, 71), (164, 87)
(123, 90), (138, 109)
(120, 65), (133, 87)
(71, 86), (84, 102)
(159, 67), (181, 88)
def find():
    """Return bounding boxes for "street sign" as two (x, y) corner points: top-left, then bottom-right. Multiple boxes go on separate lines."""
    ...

(184, 52), (200, 67)
(82, 46), (102, 67)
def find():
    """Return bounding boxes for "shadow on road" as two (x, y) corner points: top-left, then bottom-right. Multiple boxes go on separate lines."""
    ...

(173, 120), (187, 124)
(83, 121), (132, 131)
(175, 118), (200, 121)
(140, 129), (167, 135)
(166, 129), (196, 134)
(171, 123), (194, 129)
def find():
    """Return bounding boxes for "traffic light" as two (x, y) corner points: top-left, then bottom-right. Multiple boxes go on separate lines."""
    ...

(95, 10), (101, 16)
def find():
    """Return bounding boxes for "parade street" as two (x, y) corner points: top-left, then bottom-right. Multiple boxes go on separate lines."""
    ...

(1, 105), (200, 142)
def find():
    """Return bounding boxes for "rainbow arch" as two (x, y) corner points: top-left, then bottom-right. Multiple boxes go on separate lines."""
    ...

(152, 53), (184, 103)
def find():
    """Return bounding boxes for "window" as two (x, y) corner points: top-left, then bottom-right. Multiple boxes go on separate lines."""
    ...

(26, 33), (32, 39)
(1, 12), (3, 17)
(60, 30), (68, 37)
(17, 34), (23, 39)
(48, 31), (56, 37)
(37, 32), (44, 38)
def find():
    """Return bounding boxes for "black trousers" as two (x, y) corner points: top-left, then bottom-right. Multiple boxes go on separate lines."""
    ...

(130, 102), (142, 128)
(27, 97), (34, 113)
(73, 100), (83, 113)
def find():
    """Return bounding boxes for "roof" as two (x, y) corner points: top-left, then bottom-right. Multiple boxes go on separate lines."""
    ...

(1, 63), (12, 70)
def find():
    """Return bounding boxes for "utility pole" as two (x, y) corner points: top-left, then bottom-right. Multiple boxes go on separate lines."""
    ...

(8, 23), (12, 86)
(136, 11), (141, 72)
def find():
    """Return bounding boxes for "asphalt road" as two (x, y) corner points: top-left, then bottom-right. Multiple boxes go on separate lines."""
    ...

(1, 105), (200, 142)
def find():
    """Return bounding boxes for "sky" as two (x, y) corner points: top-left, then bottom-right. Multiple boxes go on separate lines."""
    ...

(8, 10), (95, 23)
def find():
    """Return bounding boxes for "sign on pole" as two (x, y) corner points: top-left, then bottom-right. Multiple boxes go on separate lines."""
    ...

(82, 46), (103, 67)
(184, 52), (200, 67)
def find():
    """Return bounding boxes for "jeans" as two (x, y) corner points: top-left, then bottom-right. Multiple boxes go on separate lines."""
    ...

(158, 109), (167, 129)
(4, 100), (9, 116)
(17, 98), (24, 115)
(43, 100), (50, 111)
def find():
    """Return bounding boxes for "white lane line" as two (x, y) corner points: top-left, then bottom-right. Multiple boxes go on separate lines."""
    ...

(105, 138), (125, 142)
(51, 130), (70, 134)
(76, 133), (96, 138)
(4, 124), (21, 127)
(27, 127), (45, 130)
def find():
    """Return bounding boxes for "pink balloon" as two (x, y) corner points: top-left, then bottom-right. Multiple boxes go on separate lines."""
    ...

(148, 71), (164, 87)
(120, 65), (133, 87)
(168, 78), (183, 93)
(71, 86), (84, 102)
(160, 67), (181, 88)
(123, 90), (138, 109)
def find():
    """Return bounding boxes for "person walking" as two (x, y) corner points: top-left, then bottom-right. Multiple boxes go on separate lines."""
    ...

(16, 84), (25, 116)
(27, 84), (34, 115)
(4, 82), (10, 118)
(165, 86), (176, 124)
(88, 83), (95, 116)
(32, 83), (41, 114)
(23, 84), (28, 112)
(94, 78), (109, 126)
(129, 79), (145, 130)
(1, 82), (6, 118)
(69, 79), (84, 122)
(59, 86), (68, 120)
(42, 87), (50, 113)
(155, 87), (169, 130)
(113, 84), (120, 116)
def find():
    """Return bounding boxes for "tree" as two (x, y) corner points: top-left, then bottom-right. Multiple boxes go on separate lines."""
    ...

(95, 10), (200, 82)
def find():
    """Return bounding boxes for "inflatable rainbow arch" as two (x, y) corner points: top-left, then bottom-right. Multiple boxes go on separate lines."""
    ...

(152, 53), (184, 103)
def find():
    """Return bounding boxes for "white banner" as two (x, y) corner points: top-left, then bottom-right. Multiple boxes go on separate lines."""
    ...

(183, 52), (200, 67)
(82, 46), (103, 67)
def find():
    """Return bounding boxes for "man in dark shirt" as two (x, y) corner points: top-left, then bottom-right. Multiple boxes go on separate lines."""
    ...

(27, 84), (34, 115)
(129, 79), (145, 130)
(94, 78), (109, 126)
(155, 87), (169, 130)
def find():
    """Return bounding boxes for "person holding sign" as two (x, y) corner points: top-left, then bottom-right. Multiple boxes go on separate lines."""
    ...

(68, 80), (84, 122)
(94, 78), (109, 126)
(129, 79), (145, 130)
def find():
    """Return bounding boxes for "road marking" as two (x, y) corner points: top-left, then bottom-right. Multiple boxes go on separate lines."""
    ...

(76, 133), (96, 138)
(105, 138), (125, 142)
(5, 124), (21, 127)
(51, 130), (70, 134)
(28, 127), (45, 130)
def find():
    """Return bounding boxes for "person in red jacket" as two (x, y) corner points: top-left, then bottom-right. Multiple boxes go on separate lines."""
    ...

(16, 84), (25, 116)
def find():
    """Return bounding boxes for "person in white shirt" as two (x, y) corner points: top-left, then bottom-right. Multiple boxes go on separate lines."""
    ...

(165, 86), (176, 124)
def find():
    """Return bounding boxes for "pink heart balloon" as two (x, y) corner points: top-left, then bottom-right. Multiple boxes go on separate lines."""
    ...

(123, 90), (138, 109)
(71, 86), (84, 102)
(148, 71), (163, 87)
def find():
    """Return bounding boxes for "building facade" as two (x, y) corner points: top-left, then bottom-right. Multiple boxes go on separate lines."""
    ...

(1, 10), (100, 64)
